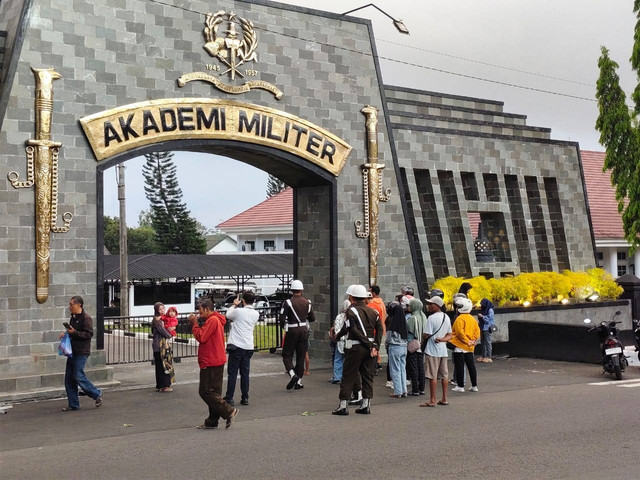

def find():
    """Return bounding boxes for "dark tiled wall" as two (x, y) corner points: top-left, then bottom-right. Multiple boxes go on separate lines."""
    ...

(524, 176), (553, 271)
(399, 168), (429, 295)
(504, 175), (534, 271)
(437, 170), (472, 277)
(483, 173), (501, 202)
(296, 185), (331, 360)
(543, 177), (571, 271)
(461, 172), (479, 201)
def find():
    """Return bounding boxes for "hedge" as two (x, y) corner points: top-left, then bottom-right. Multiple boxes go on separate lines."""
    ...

(430, 269), (623, 307)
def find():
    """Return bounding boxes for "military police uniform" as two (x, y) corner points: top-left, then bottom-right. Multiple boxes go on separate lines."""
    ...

(279, 280), (315, 390)
(332, 288), (382, 415)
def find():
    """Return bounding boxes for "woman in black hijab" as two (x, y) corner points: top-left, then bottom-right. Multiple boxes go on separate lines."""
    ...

(385, 303), (408, 397)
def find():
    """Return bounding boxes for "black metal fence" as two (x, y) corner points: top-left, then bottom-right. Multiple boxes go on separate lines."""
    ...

(103, 306), (283, 364)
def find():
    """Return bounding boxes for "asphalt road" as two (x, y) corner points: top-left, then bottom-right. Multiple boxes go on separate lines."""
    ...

(2, 357), (640, 480)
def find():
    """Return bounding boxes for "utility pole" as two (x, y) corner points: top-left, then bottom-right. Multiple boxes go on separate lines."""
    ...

(117, 164), (129, 317)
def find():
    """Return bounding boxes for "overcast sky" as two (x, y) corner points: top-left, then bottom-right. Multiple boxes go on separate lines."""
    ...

(104, 0), (635, 229)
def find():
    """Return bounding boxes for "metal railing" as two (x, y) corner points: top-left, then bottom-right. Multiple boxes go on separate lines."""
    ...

(103, 306), (283, 364)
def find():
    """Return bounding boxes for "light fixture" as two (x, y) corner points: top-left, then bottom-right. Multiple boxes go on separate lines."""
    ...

(587, 293), (600, 302)
(523, 301), (531, 307)
(561, 298), (569, 305)
(341, 3), (410, 35)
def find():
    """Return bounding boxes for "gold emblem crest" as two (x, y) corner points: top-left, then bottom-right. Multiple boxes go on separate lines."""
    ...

(203, 11), (258, 80)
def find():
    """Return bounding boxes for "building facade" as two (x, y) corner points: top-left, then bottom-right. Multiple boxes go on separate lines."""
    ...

(0, 0), (596, 395)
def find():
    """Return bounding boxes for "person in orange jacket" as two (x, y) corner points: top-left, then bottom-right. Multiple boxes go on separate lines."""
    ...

(368, 286), (387, 372)
(450, 297), (480, 393)
(189, 299), (238, 429)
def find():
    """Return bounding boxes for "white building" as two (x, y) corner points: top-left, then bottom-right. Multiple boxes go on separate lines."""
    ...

(217, 188), (293, 253)
(205, 233), (237, 254)
(582, 150), (640, 277)
(216, 188), (293, 293)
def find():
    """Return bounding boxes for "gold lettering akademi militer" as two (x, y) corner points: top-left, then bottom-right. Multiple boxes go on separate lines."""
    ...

(80, 99), (352, 176)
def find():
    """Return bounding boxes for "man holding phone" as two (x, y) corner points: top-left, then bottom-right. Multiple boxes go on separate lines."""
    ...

(60, 295), (103, 411)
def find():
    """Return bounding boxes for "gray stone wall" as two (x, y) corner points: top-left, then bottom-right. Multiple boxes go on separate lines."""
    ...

(491, 301), (631, 343)
(0, 0), (416, 384)
(388, 85), (596, 283)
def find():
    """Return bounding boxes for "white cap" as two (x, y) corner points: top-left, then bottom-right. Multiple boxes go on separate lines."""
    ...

(290, 279), (304, 291)
(345, 284), (356, 296)
(350, 285), (368, 299)
(457, 298), (473, 313)
(426, 296), (445, 308)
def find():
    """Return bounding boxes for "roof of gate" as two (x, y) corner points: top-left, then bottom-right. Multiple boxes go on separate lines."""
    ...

(216, 188), (293, 229)
(103, 253), (293, 281)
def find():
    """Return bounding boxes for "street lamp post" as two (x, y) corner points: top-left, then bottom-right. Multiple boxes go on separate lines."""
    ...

(341, 3), (410, 34)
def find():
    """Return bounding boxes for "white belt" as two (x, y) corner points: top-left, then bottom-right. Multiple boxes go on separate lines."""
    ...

(351, 338), (374, 345)
(287, 322), (307, 328)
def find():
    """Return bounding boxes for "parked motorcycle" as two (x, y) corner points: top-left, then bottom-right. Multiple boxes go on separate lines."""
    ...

(584, 311), (628, 380)
(632, 318), (640, 360)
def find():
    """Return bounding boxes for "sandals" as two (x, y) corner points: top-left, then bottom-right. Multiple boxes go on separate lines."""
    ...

(196, 424), (217, 429)
(437, 401), (449, 406)
(419, 402), (437, 407)
(159, 387), (173, 392)
(390, 394), (402, 398)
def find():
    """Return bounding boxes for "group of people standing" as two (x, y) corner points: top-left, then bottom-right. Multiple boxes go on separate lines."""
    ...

(328, 282), (496, 412)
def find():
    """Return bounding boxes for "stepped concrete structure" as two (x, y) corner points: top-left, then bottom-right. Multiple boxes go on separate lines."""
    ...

(0, 0), (595, 399)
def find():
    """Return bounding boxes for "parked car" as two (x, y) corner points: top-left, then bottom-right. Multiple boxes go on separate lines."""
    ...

(267, 291), (291, 309)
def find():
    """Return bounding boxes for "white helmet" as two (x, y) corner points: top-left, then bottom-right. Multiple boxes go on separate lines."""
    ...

(290, 279), (304, 291)
(350, 285), (368, 299)
(345, 284), (356, 296)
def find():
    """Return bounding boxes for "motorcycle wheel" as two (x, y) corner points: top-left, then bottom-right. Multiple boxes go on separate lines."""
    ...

(614, 364), (622, 380)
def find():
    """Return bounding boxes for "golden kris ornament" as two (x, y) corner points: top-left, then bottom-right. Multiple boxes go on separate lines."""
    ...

(7, 67), (72, 303)
(355, 105), (391, 286)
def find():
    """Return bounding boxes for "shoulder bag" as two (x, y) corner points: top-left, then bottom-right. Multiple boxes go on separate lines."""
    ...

(421, 313), (446, 353)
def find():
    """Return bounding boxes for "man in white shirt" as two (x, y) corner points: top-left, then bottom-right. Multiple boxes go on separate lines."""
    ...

(223, 291), (260, 406)
(420, 296), (452, 408)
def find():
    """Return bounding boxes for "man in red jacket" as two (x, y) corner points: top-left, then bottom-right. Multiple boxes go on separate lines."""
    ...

(189, 299), (238, 429)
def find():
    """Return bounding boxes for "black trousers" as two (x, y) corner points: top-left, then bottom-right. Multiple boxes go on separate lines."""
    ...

(339, 345), (376, 400)
(282, 326), (308, 378)
(199, 366), (234, 427)
(407, 351), (425, 393)
(453, 352), (477, 388)
(224, 347), (253, 402)
(153, 351), (171, 389)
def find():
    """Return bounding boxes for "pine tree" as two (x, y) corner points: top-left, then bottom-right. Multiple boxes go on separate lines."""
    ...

(595, 1), (640, 253)
(266, 174), (286, 197)
(142, 152), (207, 254)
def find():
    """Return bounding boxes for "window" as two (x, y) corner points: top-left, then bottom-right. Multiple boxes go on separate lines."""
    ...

(284, 239), (294, 250)
(617, 251), (627, 261)
(618, 264), (627, 277)
(264, 240), (275, 251)
(597, 252), (604, 261)
(242, 241), (255, 252)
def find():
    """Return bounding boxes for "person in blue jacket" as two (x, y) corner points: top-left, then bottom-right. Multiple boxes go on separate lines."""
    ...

(477, 298), (495, 363)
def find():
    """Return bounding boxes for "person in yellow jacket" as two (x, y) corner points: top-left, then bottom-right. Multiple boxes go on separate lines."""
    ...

(450, 298), (480, 393)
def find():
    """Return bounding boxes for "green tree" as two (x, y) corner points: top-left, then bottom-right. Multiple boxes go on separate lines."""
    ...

(142, 151), (207, 254)
(138, 209), (153, 228)
(102, 216), (159, 254)
(595, 1), (640, 252)
(266, 174), (286, 197)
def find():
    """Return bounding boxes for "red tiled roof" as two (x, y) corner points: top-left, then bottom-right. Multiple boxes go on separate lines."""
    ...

(580, 150), (624, 240)
(216, 188), (293, 229)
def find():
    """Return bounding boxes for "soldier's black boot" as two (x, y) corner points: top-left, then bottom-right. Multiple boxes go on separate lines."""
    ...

(355, 398), (371, 414)
(332, 400), (349, 416)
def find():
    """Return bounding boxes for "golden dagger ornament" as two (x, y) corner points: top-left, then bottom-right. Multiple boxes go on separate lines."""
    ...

(7, 67), (72, 303)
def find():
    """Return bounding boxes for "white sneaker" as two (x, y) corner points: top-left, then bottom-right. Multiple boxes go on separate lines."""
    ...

(469, 386), (479, 392)
(451, 386), (465, 393)
(385, 381), (393, 388)
(406, 380), (411, 386)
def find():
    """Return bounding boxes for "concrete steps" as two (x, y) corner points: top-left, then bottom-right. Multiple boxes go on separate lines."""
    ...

(0, 377), (120, 403)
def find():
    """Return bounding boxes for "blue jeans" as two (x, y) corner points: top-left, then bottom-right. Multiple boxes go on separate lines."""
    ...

(224, 346), (253, 402)
(481, 331), (492, 358)
(65, 355), (101, 409)
(388, 344), (407, 395)
(333, 349), (344, 381)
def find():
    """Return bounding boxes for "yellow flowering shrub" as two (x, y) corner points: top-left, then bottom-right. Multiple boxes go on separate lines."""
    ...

(430, 268), (622, 308)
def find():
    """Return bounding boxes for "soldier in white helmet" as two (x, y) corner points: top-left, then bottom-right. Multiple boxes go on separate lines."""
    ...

(279, 279), (315, 390)
(332, 284), (382, 415)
